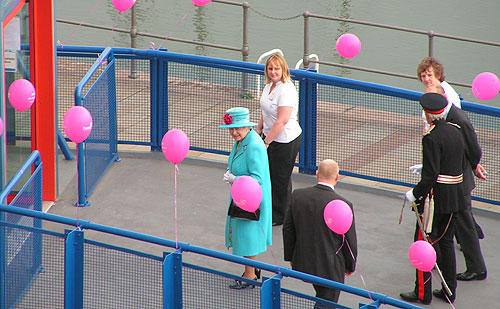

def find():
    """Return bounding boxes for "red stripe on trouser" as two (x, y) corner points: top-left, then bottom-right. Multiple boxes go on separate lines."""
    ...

(416, 225), (426, 300)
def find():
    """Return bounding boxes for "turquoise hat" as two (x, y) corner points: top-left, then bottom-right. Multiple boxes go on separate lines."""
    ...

(218, 107), (257, 128)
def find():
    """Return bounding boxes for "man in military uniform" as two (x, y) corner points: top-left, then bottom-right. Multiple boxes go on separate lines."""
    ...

(400, 93), (467, 304)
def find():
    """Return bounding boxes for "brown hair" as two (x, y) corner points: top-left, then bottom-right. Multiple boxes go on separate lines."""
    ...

(417, 57), (445, 82)
(264, 53), (291, 84)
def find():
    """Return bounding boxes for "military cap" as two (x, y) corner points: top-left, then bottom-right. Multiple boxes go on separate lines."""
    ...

(419, 93), (448, 114)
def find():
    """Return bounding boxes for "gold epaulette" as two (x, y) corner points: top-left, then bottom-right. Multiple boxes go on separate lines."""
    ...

(423, 124), (435, 136)
(447, 122), (461, 129)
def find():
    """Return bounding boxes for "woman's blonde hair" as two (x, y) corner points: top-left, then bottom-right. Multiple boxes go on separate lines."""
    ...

(264, 53), (291, 84)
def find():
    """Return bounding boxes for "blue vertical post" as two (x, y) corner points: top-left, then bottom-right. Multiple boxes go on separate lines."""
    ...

(150, 58), (161, 151)
(298, 70), (317, 174)
(261, 274), (282, 309)
(64, 229), (84, 309)
(33, 163), (43, 275)
(107, 55), (118, 158)
(163, 251), (182, 309)
(75, 144), (88, 206)
(57, 128), (74, 161)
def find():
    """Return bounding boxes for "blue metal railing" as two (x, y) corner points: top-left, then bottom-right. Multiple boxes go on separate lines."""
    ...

(0, 150), (42, 204)
(0, 203), (423, 309)
(56, 46), (500, 206)
(0, 150), (43, 309)
(74, 47), (119, 206)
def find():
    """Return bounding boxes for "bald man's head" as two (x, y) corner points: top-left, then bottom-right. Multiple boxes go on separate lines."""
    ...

(317, 159), (339, 184)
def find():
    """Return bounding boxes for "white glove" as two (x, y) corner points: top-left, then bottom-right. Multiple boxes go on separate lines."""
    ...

(405, 189), (416, 203)
(409, 164), (422, 176)
(223, 170), (236, 184)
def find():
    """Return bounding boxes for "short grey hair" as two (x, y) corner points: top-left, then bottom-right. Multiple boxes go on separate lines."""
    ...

(426, 111), (446, 122)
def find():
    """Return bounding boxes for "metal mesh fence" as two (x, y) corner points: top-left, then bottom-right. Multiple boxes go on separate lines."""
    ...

(182, 266), (261, 308)
(467, 111), (500, 202)
(114, 58), (151, 144)
(13, 232), (65, 309)
(82, 241), (163, 308)
(1, 164), (44, 308)
(165, 62), (262, 154)
(316, 84), (423, 185)
(57, 55), (101, 135)
(83, 59), (117, 197)
(55, 49), (499, 205)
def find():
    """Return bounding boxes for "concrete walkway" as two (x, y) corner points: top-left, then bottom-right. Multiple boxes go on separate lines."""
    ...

(48, 150), (500, 308)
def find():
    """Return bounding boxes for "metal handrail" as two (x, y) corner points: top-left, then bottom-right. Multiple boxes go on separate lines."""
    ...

(0, 203), (423, 309)
(56, 3), (499, 90)
(0, 150), (41, 204)
(295, 53), (319, 71)
(73, 47), (115, 207)
(302, 12), (500, 88)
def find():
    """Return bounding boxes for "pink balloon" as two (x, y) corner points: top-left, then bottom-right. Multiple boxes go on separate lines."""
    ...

(0, 118), (3, 136)
(8, 79), (36, 112)
(408, 240), (436, 272)
(230, 175), (262, 212)
(323, 199), (353, 234)
(112, 0), (136, 13)
(336, 33), (361, 59)
(472, 72), (500, 100)
(63, 106), (93, 143)
(161, 129), (190, 164)
(192, 0), (212, 6)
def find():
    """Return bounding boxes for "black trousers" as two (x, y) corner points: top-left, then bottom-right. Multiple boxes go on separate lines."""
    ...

(313, 284), (340, 307)
(266, 133), (302, 224)
(454, 194), (486, 273)
(414, 212), (457, 301)
(412, 214), (432, 303)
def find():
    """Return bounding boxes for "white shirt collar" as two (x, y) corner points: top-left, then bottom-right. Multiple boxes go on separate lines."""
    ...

(318, 181), (334, 190)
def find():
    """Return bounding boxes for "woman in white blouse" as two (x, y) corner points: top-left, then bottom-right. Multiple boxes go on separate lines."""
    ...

(256, 53), (302, 226)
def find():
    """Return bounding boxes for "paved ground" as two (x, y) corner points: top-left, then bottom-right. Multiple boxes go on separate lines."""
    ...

(47, 150), (500, 308)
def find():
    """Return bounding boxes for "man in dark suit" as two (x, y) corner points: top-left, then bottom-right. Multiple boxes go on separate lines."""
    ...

(446, 102), (487, 281)
(283, 159), (357, 305)
(401, 93), (467, 304)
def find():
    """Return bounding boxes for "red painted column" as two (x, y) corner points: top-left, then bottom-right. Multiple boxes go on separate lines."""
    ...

(30, 0), (56, 201)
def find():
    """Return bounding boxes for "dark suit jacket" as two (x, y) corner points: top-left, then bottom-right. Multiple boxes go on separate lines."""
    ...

(283, 184), (357, 284)
(413, 119), (467, 214)
(446, 105), (482, 193)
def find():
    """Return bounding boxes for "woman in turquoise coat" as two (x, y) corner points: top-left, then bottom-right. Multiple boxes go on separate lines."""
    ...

(219, 107), (272, 289)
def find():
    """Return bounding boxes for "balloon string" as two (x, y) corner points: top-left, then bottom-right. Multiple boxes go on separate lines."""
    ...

(19, 112), (23, 163)
(431, 272), (455, 308)
(75, 146), (81, 230)
(174, 164), (180, 249)
(161, 6), (195, 46)
(256, 220), (281, 276)
(58, 0), (102, 48)
(335, 234), (345, 255)
(105, 13), (120, 48)
(304, 47), (337, 71)
(344, 237), (373, 301)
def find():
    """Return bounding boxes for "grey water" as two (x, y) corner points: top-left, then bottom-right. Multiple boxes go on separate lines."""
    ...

(56, 0), (500, 107)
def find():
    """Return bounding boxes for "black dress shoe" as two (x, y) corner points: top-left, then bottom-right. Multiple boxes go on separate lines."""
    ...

(399, 291), (431, 305)
(272, 222), (282, 226)
(456, 270), (487, 281)
(432, 289), (455, 303)
(255, 268), (261, 279)
(229, 276), (258, 290)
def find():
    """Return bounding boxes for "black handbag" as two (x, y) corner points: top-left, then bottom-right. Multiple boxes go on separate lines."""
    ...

(228, 200), (260, 221)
